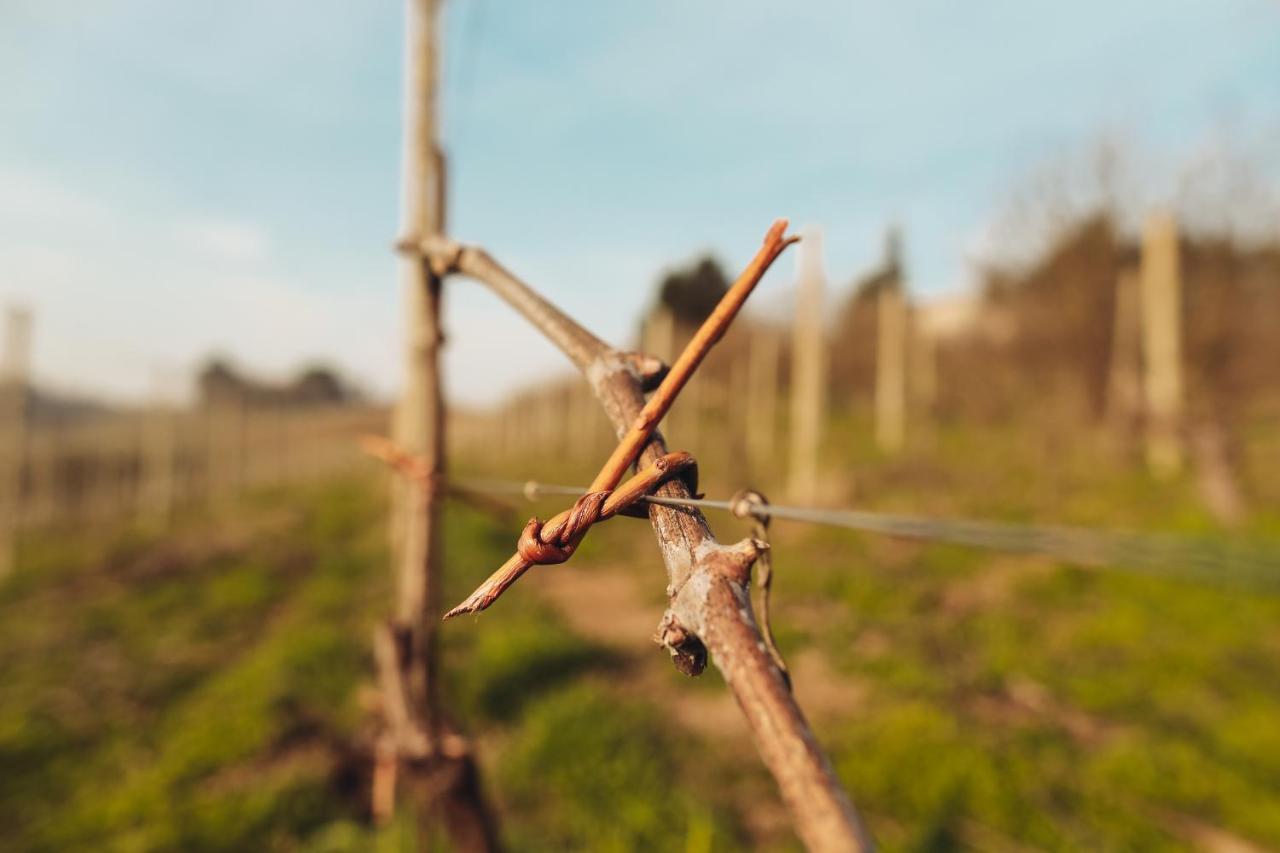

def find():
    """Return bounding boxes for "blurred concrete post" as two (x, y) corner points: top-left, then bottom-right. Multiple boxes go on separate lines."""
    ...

(655, 312), (700, 449)
(1139, 212), (1184, 478)
(642, 303), (676, 362)
(269, 409), (289, 485)
(788, 226), (827, 502)
(0, 306), (32, 577)
(536, 388), (558, 459)
(681, 371), (703, 451)
(572, 383), (594, 461)
(206, 398), (246, 504)
(1106, 268), (1142, 440)
(730, 356), (750, 467)
(139, 370), (177, 528)
(876, 229), (907, 454)
(140, 403), (176, 528)
(746, 326), (780, 475)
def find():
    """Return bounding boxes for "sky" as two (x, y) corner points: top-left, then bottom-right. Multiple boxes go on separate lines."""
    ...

(1, 1), (1278, 405)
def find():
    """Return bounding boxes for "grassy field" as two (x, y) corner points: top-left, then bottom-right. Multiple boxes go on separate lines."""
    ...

(2, 418), (1279, 851)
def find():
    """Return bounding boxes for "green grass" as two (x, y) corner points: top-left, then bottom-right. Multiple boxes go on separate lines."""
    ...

(0, 479), (744, 851)
(498, 685), (738, 852)
(4, 415), (1280, 851)
(0, 483), (389, 852)
(750, 418), (1280, 851)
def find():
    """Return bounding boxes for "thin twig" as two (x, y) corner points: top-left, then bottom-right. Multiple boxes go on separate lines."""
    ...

(399, 233), (611, 371)
(588, 220), (798, 492)
(441, 220), (798, 618)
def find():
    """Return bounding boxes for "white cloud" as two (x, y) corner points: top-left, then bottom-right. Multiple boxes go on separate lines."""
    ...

(0, 167), (397, 404)
(0, 167), (114, 227)
(175, 219), (269, 263)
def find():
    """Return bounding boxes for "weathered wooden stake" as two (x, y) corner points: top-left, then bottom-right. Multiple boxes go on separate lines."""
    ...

(875, 229), (907, 454)
(682, 370), (703, 451)
(387, 0), (500, 846)
(787, 227), (827, 502)
(535, 389), (557, 460)
(392, 0), (449, 716)
(911, 322), (937, 419)
(643, 304), (676, 435)
(746, 326), (780, 476)
(642, 303), (676, 362)
(1106, 268), (1142, 441)
(140, 402), (176, 528)
(571, 382), (595, 461)
(0, 306), (31, 577)
(1139, 212), (1184, 478)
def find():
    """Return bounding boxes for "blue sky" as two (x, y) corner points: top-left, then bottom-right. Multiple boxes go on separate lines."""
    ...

(2, 1), (1278, 404)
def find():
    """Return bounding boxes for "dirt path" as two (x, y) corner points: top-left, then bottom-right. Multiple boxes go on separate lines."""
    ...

(535, 562), (868, 739)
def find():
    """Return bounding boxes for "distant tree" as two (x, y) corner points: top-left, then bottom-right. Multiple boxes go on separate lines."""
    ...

(657, 257), (729, 327)
(196, 356), (359, 408)
(197, 357), (250, 407)
(289, 364), (352, 405)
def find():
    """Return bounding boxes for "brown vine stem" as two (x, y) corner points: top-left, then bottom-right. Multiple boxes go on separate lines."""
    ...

(589, 219), (798, 491)
(442, 219), (798, 618)
(399, 220), (872, 851)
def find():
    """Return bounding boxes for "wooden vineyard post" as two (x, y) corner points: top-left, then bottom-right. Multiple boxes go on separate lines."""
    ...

(787, 226), (828, 502)
(875, 229), (907, 454)
(681, 369), (703, 452)
(747, 326), (781, 478)
(382, 0), (501, 847)
(730, 356), (751, 474)
(1106, 268), (1142, 444)
(1139, 212), (1184, 478)
(535, 389), (557, 460)
(140, 404), (176, 528)
(911, 323), (938, 422)
(139, 373), (177, 529)
(0, 306), (31, 578)
(390, 0), (448, 734)
(642, 303), (676, 363)
(643, 304), (676, 435)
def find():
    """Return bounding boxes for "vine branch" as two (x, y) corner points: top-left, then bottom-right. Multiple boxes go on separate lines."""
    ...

(400, 220), (873, 851)
(438, 220), (797, 618)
